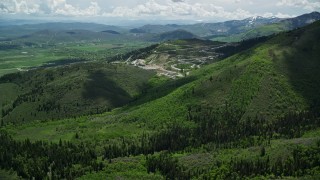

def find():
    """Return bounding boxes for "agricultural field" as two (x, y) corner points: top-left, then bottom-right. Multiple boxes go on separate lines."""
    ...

(0, 40), (152, 77)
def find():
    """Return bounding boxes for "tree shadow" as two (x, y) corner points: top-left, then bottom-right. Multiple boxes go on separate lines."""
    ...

(277, 23), (320, 109)
(82, 70), (132, 107)
(127, 76), (196, 108)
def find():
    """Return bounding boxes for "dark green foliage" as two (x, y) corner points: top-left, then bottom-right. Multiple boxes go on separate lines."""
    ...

(188, 105), (320, 145)
(216, 35), (271, 57)
(0, 131), (102, 179)
(101, 124), (193, 160)
(144, 142), (320, 179)
(152, 30), (197, 42)
(101, 30), (120, 34)
(110, 44), (159, 62)
(0, 72), (22, 83)
(0, 44), (21, 50)
(226, 145), (320, 178)
(39, 58), (87, 68)
(102, 107), (320, 165)
(274, 110), (320, 138)
(146, 153), (190, 179)
(260, 146), (266, 157)
(82, 70), (132, 106)
(129, 76), (196, 108)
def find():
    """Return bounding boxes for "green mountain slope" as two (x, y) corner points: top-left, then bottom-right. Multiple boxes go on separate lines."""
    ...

(0, 63), (155, 124)
(0, 38), (234, 124)
(1, 21), (320, 179)
(94, 20), (320, 179)
(119, 21), (320, 127)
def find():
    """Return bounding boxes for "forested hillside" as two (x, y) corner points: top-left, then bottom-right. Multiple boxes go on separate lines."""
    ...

(1, 20), (320, 179)
(0, 63), (155, 123)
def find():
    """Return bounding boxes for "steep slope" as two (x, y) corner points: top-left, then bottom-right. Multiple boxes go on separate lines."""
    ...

(121, 21), (320, 127)
(93, 21), (320, 179)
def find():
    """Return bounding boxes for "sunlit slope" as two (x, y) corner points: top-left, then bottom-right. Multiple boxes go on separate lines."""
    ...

(117, 21), (320, 127)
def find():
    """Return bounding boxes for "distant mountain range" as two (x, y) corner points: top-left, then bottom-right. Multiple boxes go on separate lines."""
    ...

(130, 11), (320, 41)
(0, 12), (319, 43)
(130, 16), (281, 36)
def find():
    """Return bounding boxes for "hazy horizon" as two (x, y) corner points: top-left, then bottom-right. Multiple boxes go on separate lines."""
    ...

(1, 0), (319, 25)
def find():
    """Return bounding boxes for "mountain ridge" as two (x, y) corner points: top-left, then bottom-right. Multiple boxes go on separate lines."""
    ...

(130, 11), (320, 40)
